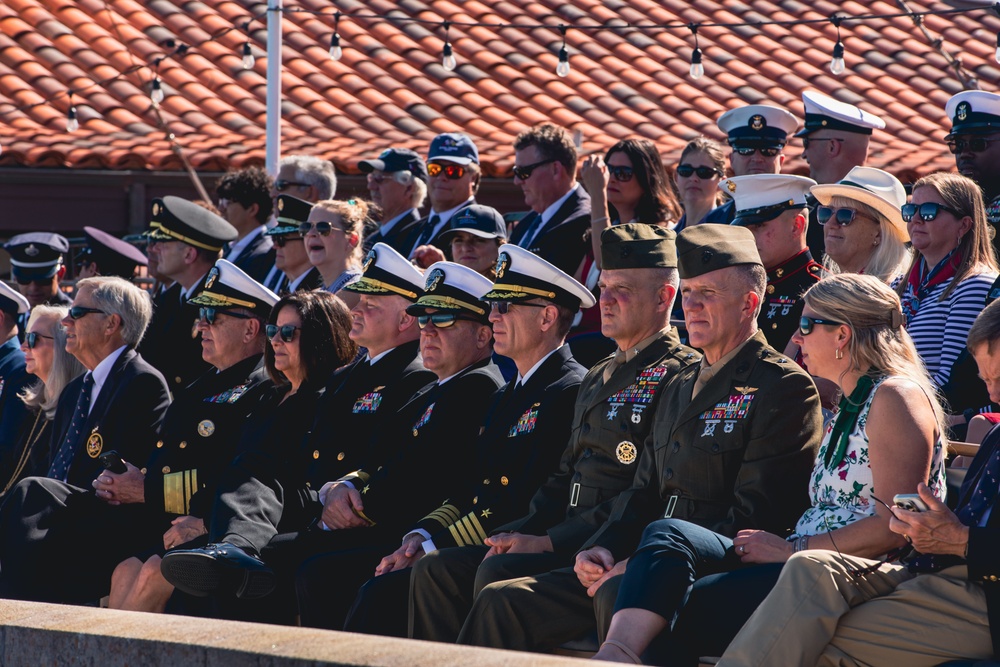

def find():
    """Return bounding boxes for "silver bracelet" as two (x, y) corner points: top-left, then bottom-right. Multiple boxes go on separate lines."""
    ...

(590, 215), (609, 225)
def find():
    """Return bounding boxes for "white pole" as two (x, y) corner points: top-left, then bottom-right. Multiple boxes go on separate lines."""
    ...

(265, 0), (282, 175)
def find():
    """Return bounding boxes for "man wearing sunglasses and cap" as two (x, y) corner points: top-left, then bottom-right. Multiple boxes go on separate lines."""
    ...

(0, 282), (31, 478)
(945, 90), (1000, 249)
(454, 224), (821, 655)
(139, 196), (238, 393)
(260, 195), (324, 294)
(76, 226), (149, 282)
(359, 148), (429, 255)
(408, 225), (701, 645)
(703, 104), (800, 225)
(340, 244), (592, 636)
(2, 233), (74, 342)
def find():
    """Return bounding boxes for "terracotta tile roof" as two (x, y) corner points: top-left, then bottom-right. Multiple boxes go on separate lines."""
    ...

(1, 0), (998, 180)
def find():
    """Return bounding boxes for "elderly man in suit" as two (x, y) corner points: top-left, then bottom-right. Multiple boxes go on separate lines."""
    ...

(0, 276), (171, 602)
(359, 148), (429, 255)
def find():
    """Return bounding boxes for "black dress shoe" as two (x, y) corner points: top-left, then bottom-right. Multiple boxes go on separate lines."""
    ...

(160, 542), (276, 600)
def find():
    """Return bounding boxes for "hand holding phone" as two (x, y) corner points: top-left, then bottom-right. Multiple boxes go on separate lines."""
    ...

(98, 450), (128, 474)
(893, 493), (930, 513)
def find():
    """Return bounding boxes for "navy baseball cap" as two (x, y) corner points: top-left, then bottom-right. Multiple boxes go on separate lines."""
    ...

(438, 205), (507, 244)
(358, 148), (428, 182)
(427, 133), (479, 165)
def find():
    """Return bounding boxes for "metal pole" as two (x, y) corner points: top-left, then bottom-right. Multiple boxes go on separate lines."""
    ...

(265, 0), (283, 174)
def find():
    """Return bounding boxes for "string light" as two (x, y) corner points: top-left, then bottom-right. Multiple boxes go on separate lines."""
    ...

(329, 11), (343, 61)
(242, 41), (255, 69)
(151, 76), (164, 105)
(441, 22), (457, 71)
(830, 16), (846, 75)
(556, 25), (570, 77)
(688, 24), (704, 80)
(66, 91), (78, 132)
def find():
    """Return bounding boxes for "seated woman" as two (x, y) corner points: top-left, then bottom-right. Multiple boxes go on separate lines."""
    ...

(302, 199), (366, 308)
(811, 166), (911, 286)
(436, 204), (507, 278)
(586, 274), (947, 665)
(107, 290), (358, 613)
(1, 305), (84, 495)
(669, 137), (726, 233)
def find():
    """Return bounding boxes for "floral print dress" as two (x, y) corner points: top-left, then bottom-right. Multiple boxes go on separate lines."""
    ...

(790, 375), (947, 539)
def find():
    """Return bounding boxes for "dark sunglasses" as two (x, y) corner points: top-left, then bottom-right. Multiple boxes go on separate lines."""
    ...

(901, 202), (963, 223)
(298, 221), (348, 237)
(607, 165), (634, 182)
(675, 164), (721, 179)
(801, 136), (844, 150)
(416, 313), (478, 329)
(198, 307), (253, 325)
(266, 324), (300, 342)
(68, 306), (107, 320)
(799, 316), (844, 335)
(274, 179), (310, 191)
(732, 146), (781, 157)
(488, 301), (548, 315)
(816, 206), (864, 227)
(272, 234), (303, 248)
(15, 277), (54, 286)
(25, 331), (54, 349)
(427, 163), (466, 180)
(946, 137), (1000, 154)
(512, 158), (556, 181)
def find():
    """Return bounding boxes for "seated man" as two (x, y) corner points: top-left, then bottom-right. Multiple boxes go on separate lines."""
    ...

(0, 282), (31, 476)
(262, 195), (324, 294)
(718, 299), (1000, 667)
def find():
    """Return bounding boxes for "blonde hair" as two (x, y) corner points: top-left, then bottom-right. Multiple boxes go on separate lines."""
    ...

(804, 273), (946, 435)
(311, 199), (369, 266)
(19, 306), (86, 417)
(822, 195), (911, 285)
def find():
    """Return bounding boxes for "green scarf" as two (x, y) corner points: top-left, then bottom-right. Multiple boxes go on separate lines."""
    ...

(824, 372), (878, 469)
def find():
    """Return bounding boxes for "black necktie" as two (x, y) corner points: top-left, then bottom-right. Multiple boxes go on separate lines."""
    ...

(414, 215), (441, 250)
(48, 373), (95, 481)
(516, 213), (545, 250)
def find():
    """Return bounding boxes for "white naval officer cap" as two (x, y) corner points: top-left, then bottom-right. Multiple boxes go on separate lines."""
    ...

(0, 280), (30, 316)
(343, 242), (425, 302)
(720, 174), (818, 227)
(796, 90), (886, 137)
(481, 244), (596, 311)
(406, 261), (494, 323)
(717, 104), (799, 147)
(188, 258), (279, 314)
(945, 90), (1000, 139)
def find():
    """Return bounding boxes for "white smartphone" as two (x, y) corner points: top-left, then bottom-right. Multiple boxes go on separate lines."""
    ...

(893, 493), (929, 512)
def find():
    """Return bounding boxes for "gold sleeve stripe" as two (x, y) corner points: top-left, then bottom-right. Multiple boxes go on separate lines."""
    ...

(424, 504), (461, 527)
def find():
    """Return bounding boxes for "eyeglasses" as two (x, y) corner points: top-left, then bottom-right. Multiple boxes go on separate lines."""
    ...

(488, 301), (548, 315)
(801, 137), (844, 150)
(901, 202), (964, 223)
(675, 164), (721, 179)
(816, 206), (867, 227)
(427, 163), (466, 180)
(946, 136), (1000, 154)
(198, 307), (254, 325)
(416, 313), (478, 329)
(68, 306), (107, 320)
(266, 324), (300, 342)
(272, 234), (303, 248)
(512, 158), (557, 181)
(607, 165), (635, 182)
(274, 179), (310, 191)
(25, 331), (54, 349)
(732, 146), (782, 157)
(15, 277), (54, 286)
(799, 316), (844, 335)
(298, 221), (349, 237)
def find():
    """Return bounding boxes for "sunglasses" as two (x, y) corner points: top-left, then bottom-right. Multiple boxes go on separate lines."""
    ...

(946, 137), (1000, 154)
(68, 306), (107, 320)
(675, 164), (721, 179)
(732, 146), (782, 157)
(416, 313), (478, 329)
(298, 221), (348, 237)
(25, 331), (54, 349)
(801, 137), (844, 150)
(272, 234), (304, 248)
(901, 202), (963, 223)
(816, 206), (866, 227)
(198, 307), (253, 325)
(488, 301), (548, 315)
(266, 324), (300, 342)
(274, 179), (310, 191)
(427, 163), (466, 180)
(607, 165), (635, 182)
(15, 277), (54, 286)
(799, 316), (844, 335)
(512, 158), (556, 181)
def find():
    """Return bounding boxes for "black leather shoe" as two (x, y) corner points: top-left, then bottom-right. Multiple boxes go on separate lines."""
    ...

(160, 542), (276, 599)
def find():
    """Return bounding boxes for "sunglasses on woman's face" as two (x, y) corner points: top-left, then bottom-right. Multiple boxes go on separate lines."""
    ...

(900, 202), (963, 223)
(607, 165), (634, 182)
(427, 163), (466, 180)
(298, 221), (348, 237)
(798, 316), (844, 335)
(198, 307), (253, 325)
(816, 206), (865, 227)
(266, 324), (300, 342)
(675, 164), (720, 179)
(25, 331), (54, 349)
(416, 313), (478, 329)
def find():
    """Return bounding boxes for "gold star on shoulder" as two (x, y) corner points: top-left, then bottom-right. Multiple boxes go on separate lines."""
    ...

(480, 508), (492, 518)
(362, 485), (371, 494)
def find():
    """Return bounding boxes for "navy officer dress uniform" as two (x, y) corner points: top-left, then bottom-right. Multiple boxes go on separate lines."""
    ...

(2, 233), (73, 342)
(453, 224), (823, 653)
(261, 194), (325, 294)
(77, 226), (149, 281)
(409, 224), (701, 643)
(0, 283), (32, 491)
(139, 196), (238, 393)
(341, 244), (593, 636)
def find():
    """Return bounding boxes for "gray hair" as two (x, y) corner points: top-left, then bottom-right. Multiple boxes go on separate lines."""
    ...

(278, 155), (337, 200)
(19, 306), (86, 416)
(76, 276), (154, 347)
(822, 195), (912, 286)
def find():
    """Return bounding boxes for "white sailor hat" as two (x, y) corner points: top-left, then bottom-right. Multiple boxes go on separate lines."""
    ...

(0, 280), (30, 316)
(406, 262), (494, 323)
(717, 105), (799, 147)
(343, 242), (425, 302)
(3, 232), (70, 282)
(795, 90), (886, 137)
(721, 174), (817, 226)
(481, 244), (596, 311)
(188, 258), (279, 314)
(945, 91), (1000, 139)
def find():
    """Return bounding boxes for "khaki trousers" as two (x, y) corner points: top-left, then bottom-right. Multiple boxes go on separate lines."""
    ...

(717, 550), (992, 667)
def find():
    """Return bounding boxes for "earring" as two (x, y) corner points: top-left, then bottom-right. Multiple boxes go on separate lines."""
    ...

(872, 239), (879, 247)
(835, 347), (843, 360)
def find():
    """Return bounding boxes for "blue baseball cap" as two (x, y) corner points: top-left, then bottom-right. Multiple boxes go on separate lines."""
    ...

(358, 148), (428, 182)
(427, 133), (479, 165)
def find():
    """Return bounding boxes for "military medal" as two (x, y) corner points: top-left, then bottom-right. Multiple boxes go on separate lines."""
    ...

(197, 419), (215, 437)
(86, 427), (104, 458)
(699, 392), (756, 437)
(352, 389), (384, 413)
(508, 405), (539, 437)
(412, 402), (435, 436)
(616, 441), (638, 464)
(606, 366), (671, 423)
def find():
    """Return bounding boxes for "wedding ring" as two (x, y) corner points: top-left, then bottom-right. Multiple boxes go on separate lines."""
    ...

(738, 545), (745, 554)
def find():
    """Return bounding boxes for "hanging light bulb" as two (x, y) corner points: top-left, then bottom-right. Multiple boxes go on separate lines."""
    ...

(151, 76), (165, 105)
(242, 41), (255, 69)
(689, 48), (704, 80)
(442, 41), (456, 71)
(830, 40), (846, 75)
(556, 26), (570, 77)
(329, 33), (342, 61)
(66, 106), (79, 133)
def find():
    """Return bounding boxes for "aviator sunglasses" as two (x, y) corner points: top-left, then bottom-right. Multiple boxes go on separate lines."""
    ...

(901, 202), (963, 223)
(266, 324), (300, 342)
(427, 163), (466, 180)
(798, 316), (844, 335)
(298, 221), (349, 237)
(946, 137), (1000, 154)
(416, 313), (478, 329)
(198, 307), (253, 325)
(25, 331), (54, 349)
(675, 164), (721, 179)
(731, 146), (781, 157)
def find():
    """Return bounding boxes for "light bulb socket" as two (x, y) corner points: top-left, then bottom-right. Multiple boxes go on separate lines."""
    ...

(68, 106), (77, 120)
(443, 42), (453, 58)
(242, 42), (252, 57)
(331, 32), (341, 48)
(691, 47), (703, 65)
(558, 45), (568, 63)
(833, 40), (845, 59)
